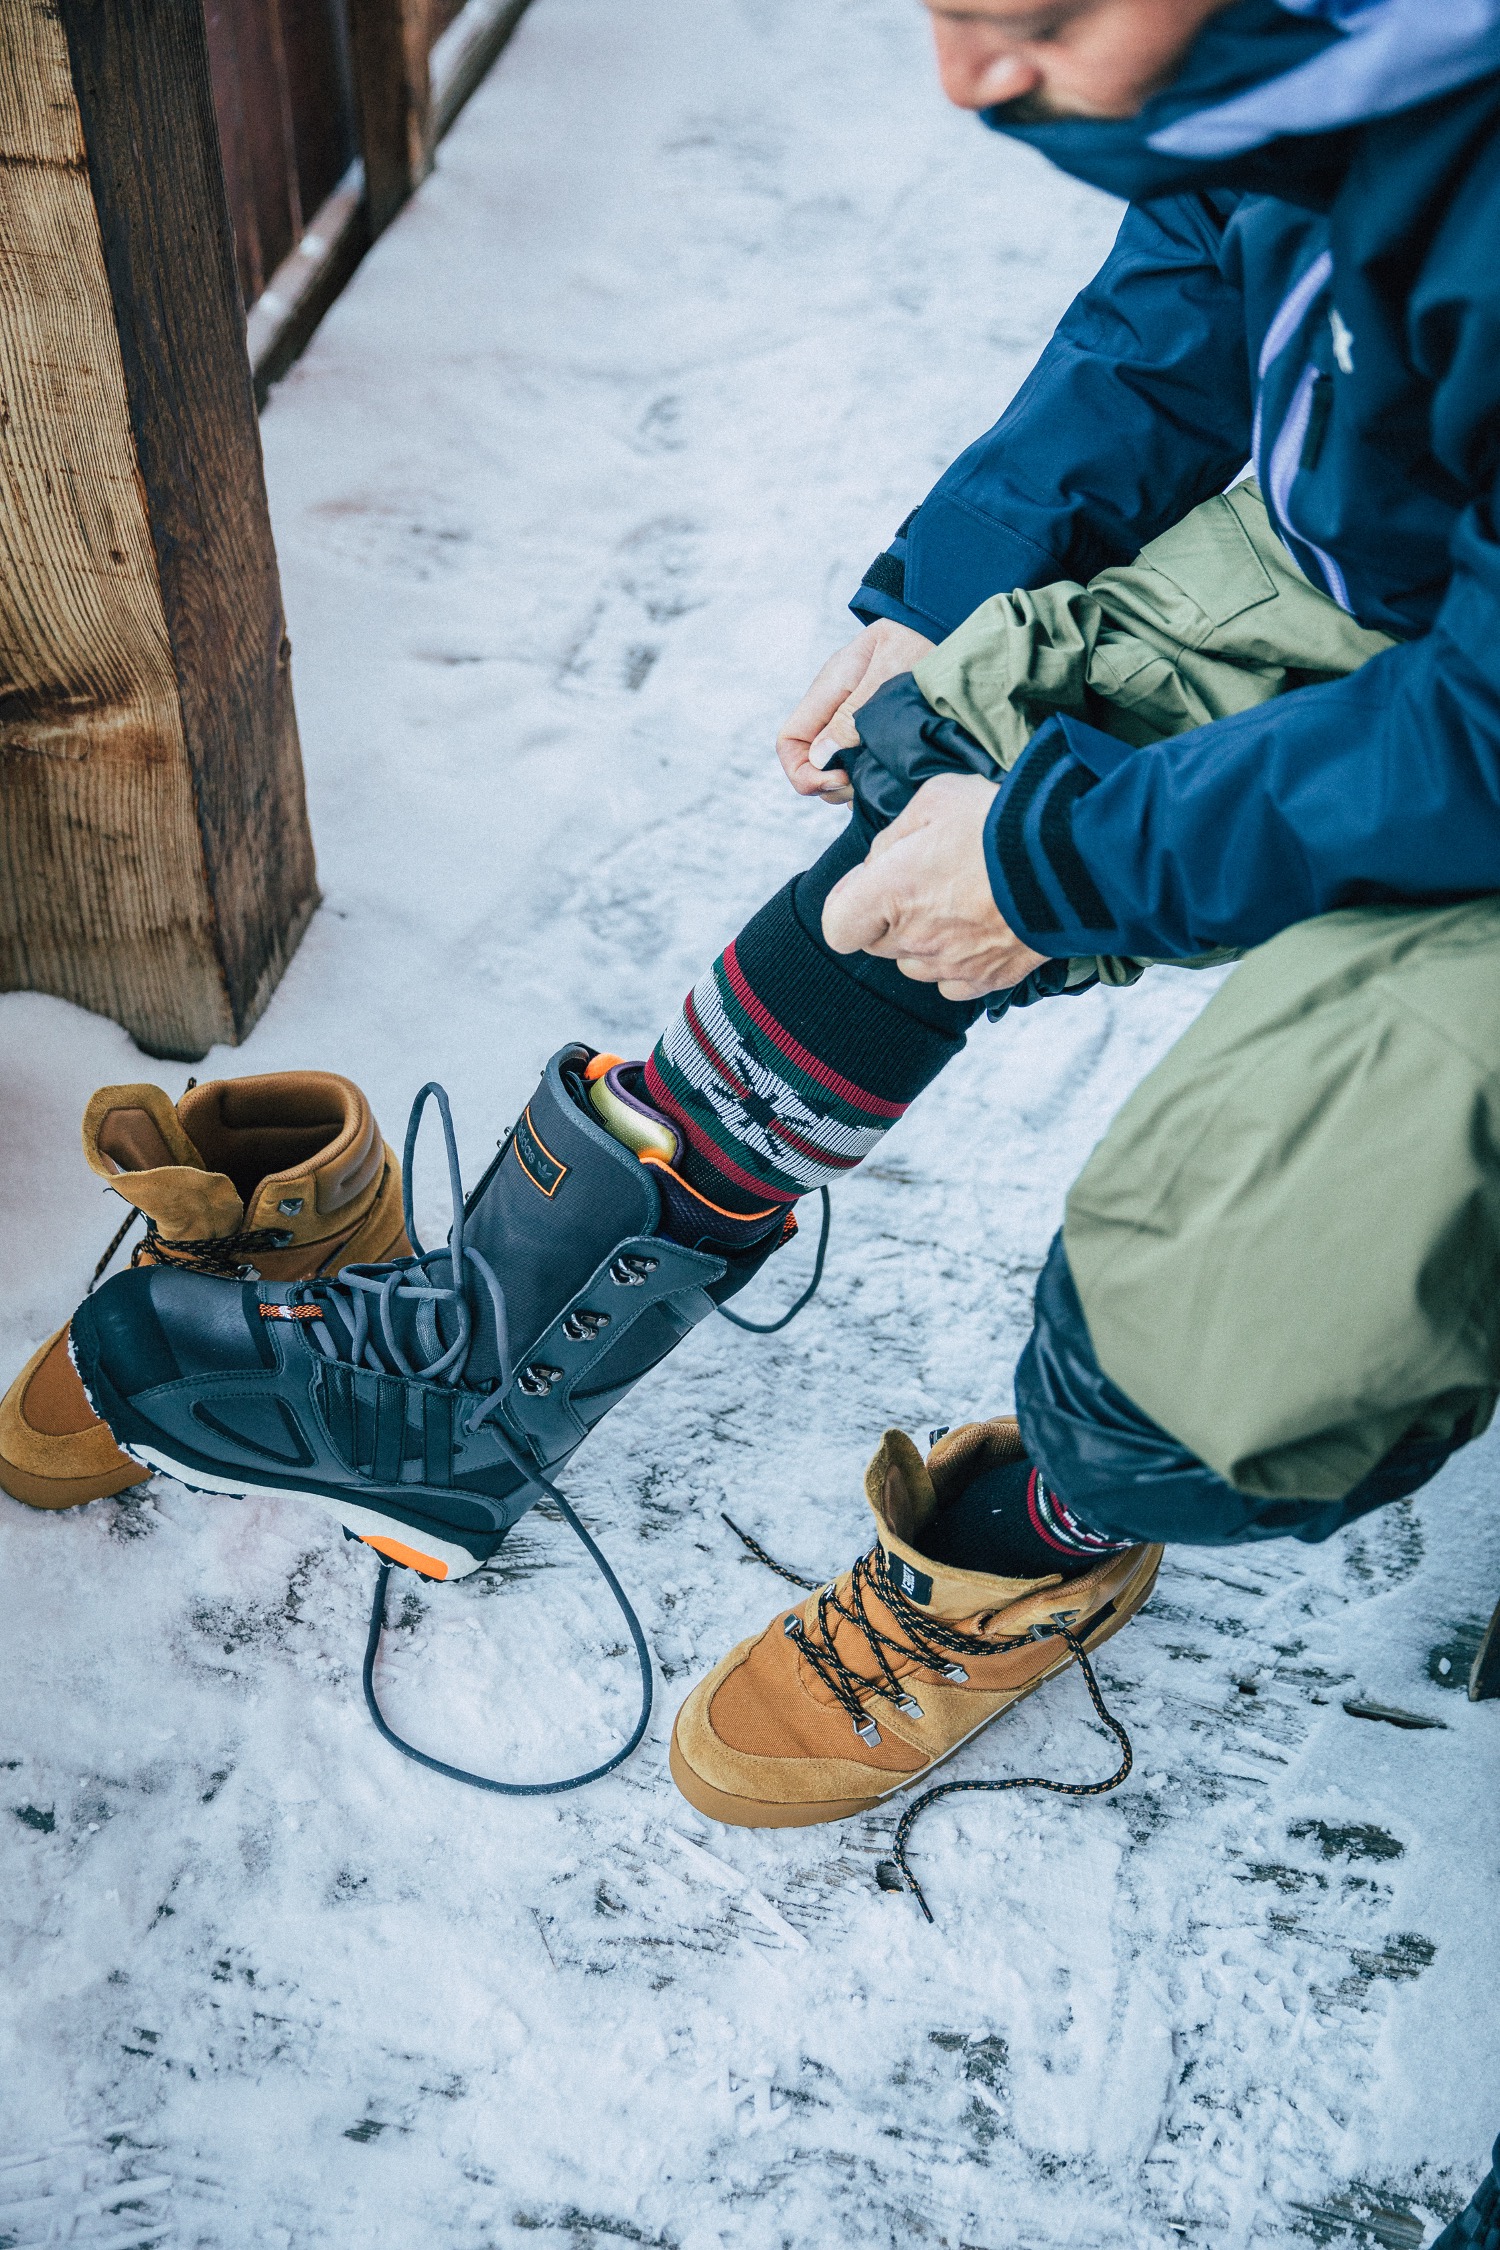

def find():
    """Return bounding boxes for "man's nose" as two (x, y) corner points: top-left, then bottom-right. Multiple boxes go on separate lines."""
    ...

(930, 24), (1043, 110)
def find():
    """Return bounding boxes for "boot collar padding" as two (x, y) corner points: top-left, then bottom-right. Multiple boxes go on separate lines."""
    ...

(177, 1073), (383, 1237)
(864, 1420), (1104, 1626)
(82, 1082), (244, 1241)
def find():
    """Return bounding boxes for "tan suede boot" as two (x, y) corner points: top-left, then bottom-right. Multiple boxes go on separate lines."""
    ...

(0, 1073), (410, 1511)
(670, 1417), (1160, 1828)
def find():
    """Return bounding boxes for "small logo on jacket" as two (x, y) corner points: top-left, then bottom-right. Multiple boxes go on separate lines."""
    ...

(1330, 307), (1355, 374)
(513, 1107), (568, 1198)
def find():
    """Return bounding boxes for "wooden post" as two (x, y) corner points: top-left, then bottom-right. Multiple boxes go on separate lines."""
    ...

(346, 0), (433, 241)
(0, 0), (318, 1061)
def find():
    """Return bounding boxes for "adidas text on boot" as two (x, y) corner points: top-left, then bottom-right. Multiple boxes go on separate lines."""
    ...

(670, 1419), (1160, 1828)
(0, 1074), (409, 1511)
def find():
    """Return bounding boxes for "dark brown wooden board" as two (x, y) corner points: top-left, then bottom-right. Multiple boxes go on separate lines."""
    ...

(346, 0), (433, 241)
(203, 0), (302, 303)
(280, 0), (359, 223)
(59, 0), (319, 1049)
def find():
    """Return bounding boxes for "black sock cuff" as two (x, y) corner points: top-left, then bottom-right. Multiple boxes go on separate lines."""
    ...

(731, 876), (965, 1107)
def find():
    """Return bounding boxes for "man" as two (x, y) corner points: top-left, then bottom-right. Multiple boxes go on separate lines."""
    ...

(54, 2), (1499, 2230)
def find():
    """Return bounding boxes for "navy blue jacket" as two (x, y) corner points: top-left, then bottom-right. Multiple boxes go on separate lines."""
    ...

(853, 1), (1500, 960)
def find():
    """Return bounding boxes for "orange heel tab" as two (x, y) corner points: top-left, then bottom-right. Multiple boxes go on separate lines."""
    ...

(584, 1052), (625, 1083)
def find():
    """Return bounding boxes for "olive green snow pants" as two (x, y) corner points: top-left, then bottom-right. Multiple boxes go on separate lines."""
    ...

(921, 484), (1500, 1504)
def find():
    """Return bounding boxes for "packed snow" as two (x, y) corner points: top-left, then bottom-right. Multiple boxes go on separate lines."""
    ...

(2, 0), (1497, 2243)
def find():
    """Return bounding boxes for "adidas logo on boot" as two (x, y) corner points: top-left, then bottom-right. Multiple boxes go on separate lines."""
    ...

(0, 1074), (409, 1512)
(68, 1047), (790, 1581)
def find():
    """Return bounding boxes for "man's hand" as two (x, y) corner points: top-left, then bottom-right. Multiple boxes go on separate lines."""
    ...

(820, 773), (1049, 1000)
(777, 620), (936, 802)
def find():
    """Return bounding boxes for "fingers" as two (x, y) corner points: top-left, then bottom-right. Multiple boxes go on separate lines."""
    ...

(820, 859), (893, 956)
(807, 698), (863, 766)
(808, 698), (865, 769)
(807, 622), (937, 766)
(776, 734), (851, 799)
(819, 772), (1045, 997)
(780, 622), (938, 800)
(781, 637), (870, 745)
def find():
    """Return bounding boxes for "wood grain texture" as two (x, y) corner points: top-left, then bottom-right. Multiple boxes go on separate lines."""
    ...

(61, 0), (319, 1050)
(0, 0), (225, 1055)
(347, 0), (433, 240)
(0, 0), (317, 1058)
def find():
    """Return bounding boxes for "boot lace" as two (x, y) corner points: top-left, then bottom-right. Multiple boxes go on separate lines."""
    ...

(90, 1207), (295, 1285)
(305, 1082), (654, 1799)
(723, 1515), (1134, 1923)
(280, 1082), (515, 1417)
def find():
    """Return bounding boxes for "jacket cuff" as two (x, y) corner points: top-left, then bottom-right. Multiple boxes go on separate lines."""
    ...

(983, 718), (1143, 955)
(848, 498), (1062, 642)
(849, 584), (950, 638)
(848, 508), (951, 638)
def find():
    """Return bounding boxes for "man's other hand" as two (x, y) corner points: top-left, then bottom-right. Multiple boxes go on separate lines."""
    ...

(820, 773), (1049, 999)
(777, 620), (936, 802)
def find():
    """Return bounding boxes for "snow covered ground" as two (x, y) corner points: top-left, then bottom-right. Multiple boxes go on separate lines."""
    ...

(2, 0), (1497, 2242)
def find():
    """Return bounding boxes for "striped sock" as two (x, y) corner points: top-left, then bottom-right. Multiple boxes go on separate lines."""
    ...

(923, 1456), (1129, 1580)
(645, 860), (972, 1214)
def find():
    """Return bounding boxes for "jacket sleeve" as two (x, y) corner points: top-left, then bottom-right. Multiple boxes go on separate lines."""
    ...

(982, 498), (1500, 957)
(852, 192), (1254, 642)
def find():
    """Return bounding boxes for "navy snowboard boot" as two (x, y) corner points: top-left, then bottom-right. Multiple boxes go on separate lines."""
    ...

(70, 1046), (790, 1582)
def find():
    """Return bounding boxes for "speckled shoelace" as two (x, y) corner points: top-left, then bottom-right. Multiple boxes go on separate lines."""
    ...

(723, 1515), (1134, 1922)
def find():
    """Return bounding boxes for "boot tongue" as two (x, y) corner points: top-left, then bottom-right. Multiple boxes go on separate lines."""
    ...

(864, 1427), (1063, 1622)
(82, 1084), (244, 1240)
(459, 1045), (660, 1372)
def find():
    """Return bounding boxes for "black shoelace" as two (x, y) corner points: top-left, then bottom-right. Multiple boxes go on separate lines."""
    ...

(89, 1205), (294, 1287)
(723, 1515), (1133, 1923)
(87, 1078), (831, 1804)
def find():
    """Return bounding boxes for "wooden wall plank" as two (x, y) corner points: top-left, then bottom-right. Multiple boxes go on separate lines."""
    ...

(346, 0), (433, 241)
(201, 0), (266, 303)
(0, 0), (227, 1055)
(0, 0), (317, 1058)
(208, 0), (302, 298)
(58, 0), (319, 1051)
(429, 0), (531, 141)
(280, 0), (358, 223)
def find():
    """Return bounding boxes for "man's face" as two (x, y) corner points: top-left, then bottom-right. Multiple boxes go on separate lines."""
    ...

(924, 0), (1232, 121)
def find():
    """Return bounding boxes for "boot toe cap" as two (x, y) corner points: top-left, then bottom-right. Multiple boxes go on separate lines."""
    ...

(669, 1633), (905, 1829)
(0, 1325), (147, 1507)
(74, 1268), (274, 1403)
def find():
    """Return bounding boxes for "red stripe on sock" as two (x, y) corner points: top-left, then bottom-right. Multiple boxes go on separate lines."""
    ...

(678, 992), (863, 1171)
(642, 1058), (800, 1204)
(1025, 1466), (1082, 1558)
(720, 943), (909, 1120)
